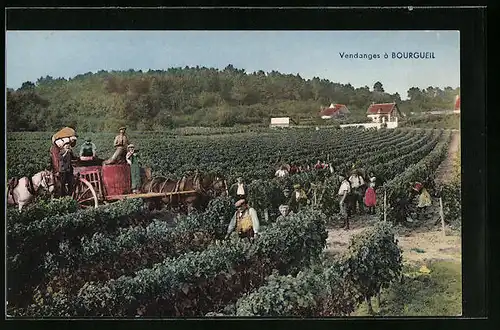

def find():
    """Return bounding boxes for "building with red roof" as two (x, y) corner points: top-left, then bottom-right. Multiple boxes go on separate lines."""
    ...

(366, 102), (403, 123)
(454, 95), (460, 112)
(320, 103), (350, 119)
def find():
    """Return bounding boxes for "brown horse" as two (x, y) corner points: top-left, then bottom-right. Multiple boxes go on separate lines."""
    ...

(142, 170), (227, 213)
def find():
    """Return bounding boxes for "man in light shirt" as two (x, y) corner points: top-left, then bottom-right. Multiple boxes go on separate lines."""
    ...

(225, 199), (260, 241)
(338, 175), (352, 230)
(349, 170), (365, 214)
(229, 177), (247, 201)
(275, 165), (289, 178)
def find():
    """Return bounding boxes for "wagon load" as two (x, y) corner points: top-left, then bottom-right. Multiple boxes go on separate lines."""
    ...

(52, 127), (78, 148)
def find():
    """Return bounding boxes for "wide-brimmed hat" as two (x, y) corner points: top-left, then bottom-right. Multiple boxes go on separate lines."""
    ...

(235, 199), (246, 207)
(293, 184), (301, 189)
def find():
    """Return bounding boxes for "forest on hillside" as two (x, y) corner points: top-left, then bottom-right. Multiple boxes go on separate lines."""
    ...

(6, 65), (460, 131)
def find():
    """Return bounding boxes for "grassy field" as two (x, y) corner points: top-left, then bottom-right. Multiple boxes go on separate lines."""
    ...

(353, 260), (462, 316)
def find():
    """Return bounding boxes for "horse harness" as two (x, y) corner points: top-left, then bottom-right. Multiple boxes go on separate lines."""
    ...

(8, 177), (35, 205)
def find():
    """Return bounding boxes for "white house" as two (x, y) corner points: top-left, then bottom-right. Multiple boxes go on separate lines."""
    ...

(270, 117), (291, 128)
(366, 102), (403, 124)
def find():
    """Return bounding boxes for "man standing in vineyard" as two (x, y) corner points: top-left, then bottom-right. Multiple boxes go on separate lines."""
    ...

(338, 175), (352, 230)
(288, 184), (309, 213)
(229, 177), (247, 201)
(349, 169), (365, 214)
(275, 165), (289, 178)
(225, 199), (260, 241)
(104, 126), (130, 165)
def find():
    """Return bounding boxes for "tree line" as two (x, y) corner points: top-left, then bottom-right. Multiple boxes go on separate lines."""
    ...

(6, 65), (460, 131)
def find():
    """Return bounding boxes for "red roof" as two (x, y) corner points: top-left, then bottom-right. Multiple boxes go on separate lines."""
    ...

(366, 102), (397, 115)
(454, 96), (460, 110)
(320, 104), (347, 116)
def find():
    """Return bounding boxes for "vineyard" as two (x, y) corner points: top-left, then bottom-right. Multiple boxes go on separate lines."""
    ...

(6, 126), (459, 317)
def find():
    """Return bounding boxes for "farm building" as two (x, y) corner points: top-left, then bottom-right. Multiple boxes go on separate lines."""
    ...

(270, 117), (295, 128)
(366, 102), (403, 124)
(320, 104), (350, 119)
(454, 95), (460, 113)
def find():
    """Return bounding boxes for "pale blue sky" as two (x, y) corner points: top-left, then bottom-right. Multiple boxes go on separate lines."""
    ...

(6, 31), (460, 99)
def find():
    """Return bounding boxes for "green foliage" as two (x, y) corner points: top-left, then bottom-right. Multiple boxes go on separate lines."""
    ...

(19, 209), (327, 317)
(7, 199), (145, 306)
(380, 131), (452, 223)
(6, 67), (459, 131)
(6, 196), (78, 227)
(340, 222), (403, 301)
(401, 114), (460, 130)
(234, 222), (402, 316)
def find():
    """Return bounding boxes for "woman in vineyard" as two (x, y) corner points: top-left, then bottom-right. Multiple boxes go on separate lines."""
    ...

(364, 176), (377, 215)
(126, 144), (141, 193)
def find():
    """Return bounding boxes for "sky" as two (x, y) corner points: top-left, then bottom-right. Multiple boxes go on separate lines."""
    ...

(6, 30), (460, 99)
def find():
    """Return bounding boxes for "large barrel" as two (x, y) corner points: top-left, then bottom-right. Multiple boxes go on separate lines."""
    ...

(102, 164), (131, 196)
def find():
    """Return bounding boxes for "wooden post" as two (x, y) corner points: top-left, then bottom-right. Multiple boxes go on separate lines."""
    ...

(439, 197), (446, 236)
(383, 190), (387, 222)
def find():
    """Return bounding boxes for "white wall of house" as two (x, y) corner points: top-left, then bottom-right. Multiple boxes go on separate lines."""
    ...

(270, 117), (290, 127)
(340, 120), (398, 130)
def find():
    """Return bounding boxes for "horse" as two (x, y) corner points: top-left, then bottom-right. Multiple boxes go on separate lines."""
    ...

(7, 170), (55, 211)
(143, 171), (227, 213)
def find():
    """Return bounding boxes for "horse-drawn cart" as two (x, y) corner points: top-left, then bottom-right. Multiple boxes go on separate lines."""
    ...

(71, 159), (225, 210)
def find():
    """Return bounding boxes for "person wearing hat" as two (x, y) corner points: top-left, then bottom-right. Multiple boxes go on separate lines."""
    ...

(229, 177), (247, 201)
(104, 126), (130, 165)
(126, 144), (141, 193)
(276, 204), (294, 222)
(59, 142), (77, 196)
(414, 181), (431, 218)
(225, 199), (260, 241)
(79, 137), (97, 159)
(288, 183), (309, 213)
(349, 169), (365, 214)
(338, 175), (352, 230)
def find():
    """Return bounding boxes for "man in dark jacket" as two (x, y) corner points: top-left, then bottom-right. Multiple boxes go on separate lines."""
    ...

(59, 142), (77, 196)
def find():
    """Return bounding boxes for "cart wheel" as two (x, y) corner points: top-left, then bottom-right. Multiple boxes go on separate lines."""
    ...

(72, 177), (99, 209)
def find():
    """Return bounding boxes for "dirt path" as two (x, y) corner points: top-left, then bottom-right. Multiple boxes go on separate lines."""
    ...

(325, 131), (462, 265)
(435, 131), (460, 185)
